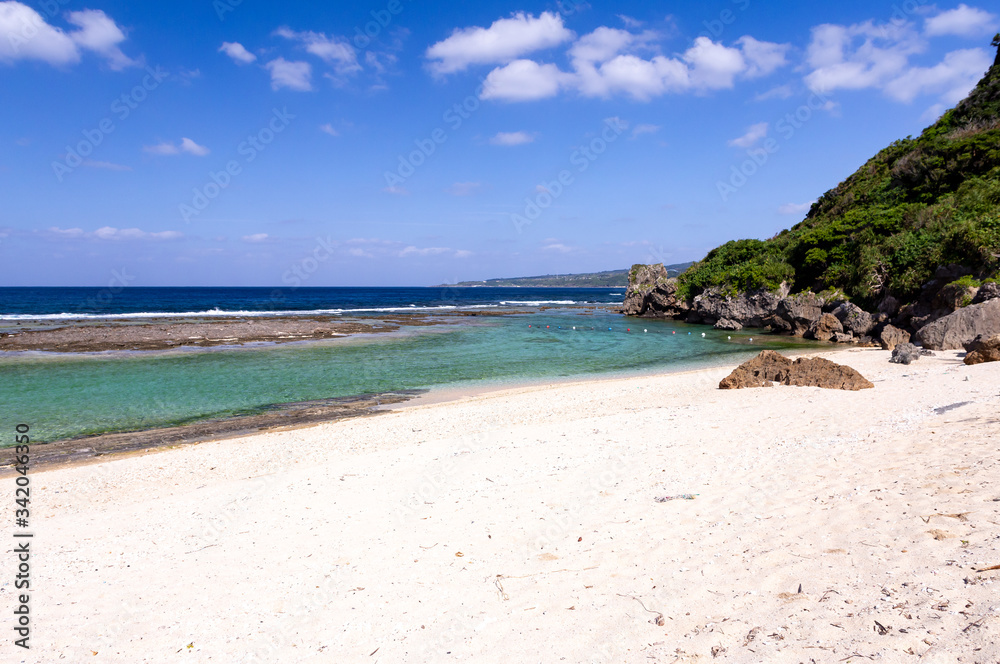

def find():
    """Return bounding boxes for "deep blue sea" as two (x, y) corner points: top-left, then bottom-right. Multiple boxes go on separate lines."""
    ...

(0, 287), (816, 443)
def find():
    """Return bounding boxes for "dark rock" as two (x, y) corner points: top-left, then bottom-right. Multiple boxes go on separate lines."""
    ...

(719, 350), (874, 390)
(889, 343), (922, 365)
(776, 292), (825, 336)
(879, 324), (910, 351)
(964, 333), (1000, 365)
(878, 295), (900, 316)
(832, 302), (874, 336)
(972, 282), (1000, 304)
(807, 313), (844, 341)
(622, 264), (679, 316)
(832, 331), (855, 343)
(691, 283), (789, 329)
(913, 298), (1000, 350)
(714, 318), (743, 331)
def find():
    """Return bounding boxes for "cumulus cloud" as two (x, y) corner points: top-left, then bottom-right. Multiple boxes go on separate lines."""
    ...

(0, 2), (136, 69)
(778, 201), (816, 215)
(803, 17), (994, 111)
(480, 59), (567, 101)
(728, 122), (769, 148)
(924, 4), (998, 38)
(242, 233), (269, 243)
(82, 159), (131, 171)
(319, 123), (339, 137)
(47, 226), (181, 240)
(489, 131), (536, 146)
(468, 22), (790, 102)
(265, 57), (312, 91)
(426, 11), (573, 75)
(143, 138), (209, 156)
(219, 41), (256, 64)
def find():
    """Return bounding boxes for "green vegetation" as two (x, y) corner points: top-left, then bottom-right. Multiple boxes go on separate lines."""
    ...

(677, 48), (1000, 310)
(448, 263), (693, 288)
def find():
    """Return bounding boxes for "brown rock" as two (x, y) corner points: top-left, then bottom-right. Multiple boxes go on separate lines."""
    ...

(879, 324), (910, 351)
(719, 350), (874, 390)
(807, 313), (844, 341)
(914, 298), (1000, 350)
(964, 333), (1000, 365)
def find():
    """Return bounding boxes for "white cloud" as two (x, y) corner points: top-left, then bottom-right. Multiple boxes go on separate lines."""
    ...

(618, 15), (643, 29)
(737, 36), (790, 78)
(475, 27), (790, 102)
(753, 84), (795, 101)
(382, 185), (409, 195)
(179, 137), (209, 156)
(319, 123), (339, 137)
(66, 9), (136, 70)
(884, 47), (991, 103)
(398, 246), (452, 257)
(265, 57), (312, 91)
(803, 17), (993, 111)
(348, 247), (373, 258)
(426, 11), (573, 75)
(48, 226), (181, 240)
(630, 123), (661, 139)
(274, 26), (360, 77)
(778, 201), (816, 215)
(242, 233), (269, 243)
(728, 122), (769, 148)
(0, 2), (136, 69)
(481, 59), (566, 101)
(542, 242), (575, 253)
(925, 4), (998, 38)
(804, 21), (925, 94)
(219, 41), (256, 64)
(446, 181), (481, 196)
(143, 138), (209, 157)
(489, 131), (536, 146)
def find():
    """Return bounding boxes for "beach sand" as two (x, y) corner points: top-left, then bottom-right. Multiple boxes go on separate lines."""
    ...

(7, 347), (1000, 663)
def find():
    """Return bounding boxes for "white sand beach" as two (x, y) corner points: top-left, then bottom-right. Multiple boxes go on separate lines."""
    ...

(8, 347), (1000, 663)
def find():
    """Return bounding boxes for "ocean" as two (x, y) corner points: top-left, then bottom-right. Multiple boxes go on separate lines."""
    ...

(0, 287), (816, 443)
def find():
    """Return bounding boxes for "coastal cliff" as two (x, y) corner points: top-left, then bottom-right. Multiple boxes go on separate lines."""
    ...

(625, 38), (1000, 351)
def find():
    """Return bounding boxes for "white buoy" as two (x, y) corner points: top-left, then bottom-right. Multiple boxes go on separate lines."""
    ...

(749, 338), (754, 342)
(572, 326), (576, 330)
(644, 329), (647, 333)
(701, 332), (706, 337)
(728, 336), (731, 340)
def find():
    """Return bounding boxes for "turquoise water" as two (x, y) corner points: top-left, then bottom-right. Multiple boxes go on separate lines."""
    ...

(0, 311), (818, 443)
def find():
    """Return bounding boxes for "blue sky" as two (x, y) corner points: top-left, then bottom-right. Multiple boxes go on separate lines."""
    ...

(1, 0), (997, 286)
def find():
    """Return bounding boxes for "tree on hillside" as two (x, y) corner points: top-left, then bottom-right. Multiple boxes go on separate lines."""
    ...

(994, 33), (1000, 67)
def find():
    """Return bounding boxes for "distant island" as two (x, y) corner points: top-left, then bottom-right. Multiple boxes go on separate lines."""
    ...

(441, 263), (694, 288)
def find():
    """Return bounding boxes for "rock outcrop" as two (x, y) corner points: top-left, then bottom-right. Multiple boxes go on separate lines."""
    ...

(831, 302), (874, 336)
(913, 298), (1000, 350)
(621, 264), (689, 318)
(964, 333), (1000, 365)
(972, 282), (1000, 304)
(719, 350), (874, 390)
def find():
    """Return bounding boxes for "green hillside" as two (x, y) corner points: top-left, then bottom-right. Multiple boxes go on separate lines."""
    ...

(445, 263), (693, 288)
(677, 40), (1000, 309)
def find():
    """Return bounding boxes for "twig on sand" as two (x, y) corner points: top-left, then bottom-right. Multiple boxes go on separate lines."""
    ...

(185, 544), (218, 554)
(839, 653), (873, 661)
(920, 512), (971, 523)
(975, 564), (1000, 573)
(616, 594), (665, 626)
(962, 618), (985, 633)
(494, 575), (509, 601)
(418, 543), (438, 549)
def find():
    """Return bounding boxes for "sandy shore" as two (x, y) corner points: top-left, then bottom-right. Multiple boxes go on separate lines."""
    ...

(6, 347), (999, 663)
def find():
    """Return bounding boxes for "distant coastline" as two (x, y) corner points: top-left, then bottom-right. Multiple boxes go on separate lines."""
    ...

(440, 263), (694, 288)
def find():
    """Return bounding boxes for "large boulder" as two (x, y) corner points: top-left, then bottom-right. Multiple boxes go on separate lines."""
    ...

(719, 350), (874, 390)
(775, 292), (825, 336)
(913, 298), (1000, 350)
(879, 324), (911, 351)
(714, 318), (743, 331)
(890, 343), (922, 365)
(807, 313), (844, 341)
(831, 302), (874, 336)
(964, 334), (1000, 365)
